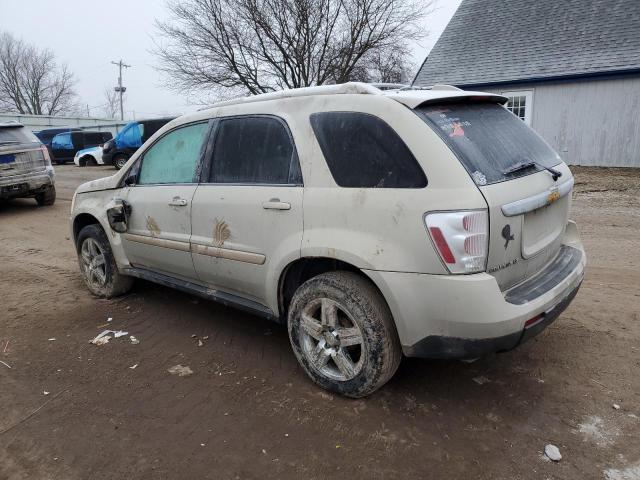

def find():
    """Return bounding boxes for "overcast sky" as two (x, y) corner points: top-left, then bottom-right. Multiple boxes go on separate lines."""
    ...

(0, 0), (461, 120)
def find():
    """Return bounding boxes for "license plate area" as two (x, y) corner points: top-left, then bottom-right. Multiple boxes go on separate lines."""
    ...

(522, 195), (568, 258)
(1, 183), (29, 194)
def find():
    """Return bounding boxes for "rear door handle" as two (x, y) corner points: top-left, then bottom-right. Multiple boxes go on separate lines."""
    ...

(169, 197), (188, 207)
(262, 199), (291, 210)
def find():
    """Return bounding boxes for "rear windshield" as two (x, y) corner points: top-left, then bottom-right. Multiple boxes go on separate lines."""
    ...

(0, 126), (40, 146)
(416, 103), (560, 185)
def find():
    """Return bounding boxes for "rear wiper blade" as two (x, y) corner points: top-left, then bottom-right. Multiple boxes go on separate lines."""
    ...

(503, 161), (562, 181)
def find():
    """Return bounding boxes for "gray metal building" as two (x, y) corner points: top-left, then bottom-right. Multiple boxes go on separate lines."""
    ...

(413, 0), (640, 168)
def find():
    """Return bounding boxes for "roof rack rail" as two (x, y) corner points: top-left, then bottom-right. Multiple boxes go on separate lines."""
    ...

(199, 82), (382, 110)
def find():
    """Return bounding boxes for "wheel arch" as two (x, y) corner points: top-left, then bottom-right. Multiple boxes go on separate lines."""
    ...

(277, 256), (391, 323)
(72, 213), (102, 248)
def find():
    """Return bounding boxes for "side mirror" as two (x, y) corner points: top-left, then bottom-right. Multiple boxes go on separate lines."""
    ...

(106, 199), (131, 233)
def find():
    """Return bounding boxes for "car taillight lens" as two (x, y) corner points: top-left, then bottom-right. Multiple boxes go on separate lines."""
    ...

(41, 145), (52, 167)
(425, 210), (488, 274)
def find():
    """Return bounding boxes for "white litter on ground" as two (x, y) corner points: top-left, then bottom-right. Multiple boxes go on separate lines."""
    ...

(613, 404), (621, 410)
(168, 365), (193, 377)
(129, 364), (138, 370)
(107, 317), (113, 322)
(89, 330), (129, 345)
(544, 444), (562, 462)
(48, 338), (56, 341)
(43, 391), (50, 396)
(130, 336), (139, 345)
(0, 361), (11, 369)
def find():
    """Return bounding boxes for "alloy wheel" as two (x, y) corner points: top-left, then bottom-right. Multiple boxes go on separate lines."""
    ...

(298, 297), (365, 381)
(80, 238), (107, 289)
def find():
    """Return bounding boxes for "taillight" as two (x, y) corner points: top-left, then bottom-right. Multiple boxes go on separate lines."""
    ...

(41, 145), (52, 167)
(425, 210), (488, 274)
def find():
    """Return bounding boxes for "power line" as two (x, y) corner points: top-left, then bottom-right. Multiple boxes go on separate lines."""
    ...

(110, 59), (131, 121)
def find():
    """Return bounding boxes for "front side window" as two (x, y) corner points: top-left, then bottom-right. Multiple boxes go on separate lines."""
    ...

(138, 122), (209, 185)
(52, 133), (73, 150)
(208, 116), (299, 185)
(310, 112), (427, 188)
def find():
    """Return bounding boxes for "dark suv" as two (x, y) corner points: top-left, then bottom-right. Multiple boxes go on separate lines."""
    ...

(51, 131), (112, 164)
(0, 122), (56, 205)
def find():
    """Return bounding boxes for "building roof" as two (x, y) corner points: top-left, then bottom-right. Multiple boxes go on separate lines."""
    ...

(413, 0), (640, 88)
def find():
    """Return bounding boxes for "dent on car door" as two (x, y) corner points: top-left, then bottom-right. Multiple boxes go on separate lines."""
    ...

(118, 122), (210, 281)
(190, 116), (303, 306)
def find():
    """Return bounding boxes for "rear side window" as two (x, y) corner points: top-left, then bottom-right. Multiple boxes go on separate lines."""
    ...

(208, 116), (300, 185)
(84, 132), (104, 145)
(310, 112), (426, 188)
(0, 126), (40, 145)
(138, 122), (208, 184)
(416, 103), (560, 185)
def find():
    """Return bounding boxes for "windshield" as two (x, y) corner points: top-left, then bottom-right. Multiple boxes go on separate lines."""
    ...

(0, 125), (40, 146)
(416, 103), (561, 185)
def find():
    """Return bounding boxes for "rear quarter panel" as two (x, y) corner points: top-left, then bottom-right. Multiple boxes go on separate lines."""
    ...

(284, 94), (487, 274)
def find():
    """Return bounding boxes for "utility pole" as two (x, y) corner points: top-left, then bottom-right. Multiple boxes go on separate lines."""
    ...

(111, 59), (131, 121)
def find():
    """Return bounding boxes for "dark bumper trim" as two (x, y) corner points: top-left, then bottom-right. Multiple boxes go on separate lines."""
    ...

(404, 280), (582, 359)
(505, 245), (583, 305)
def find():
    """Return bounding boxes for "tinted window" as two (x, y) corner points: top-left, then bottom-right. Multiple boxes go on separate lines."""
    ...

(52, 133), (73, 150)
(138, 122), (209, 184)
(209, 117), (298, 185)
(84, 132), (105, 146)
(310, 112), (426, 188)
(0, 125), (40, 145)
(416, 103), (561, 185)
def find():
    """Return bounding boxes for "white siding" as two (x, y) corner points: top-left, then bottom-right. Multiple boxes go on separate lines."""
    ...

(481, 76), (640, 167)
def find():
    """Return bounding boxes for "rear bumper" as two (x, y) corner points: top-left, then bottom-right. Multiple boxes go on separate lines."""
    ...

(0, 168), (55, 198)
(364, 221), (585, 359)
(403, 279), (581, 358)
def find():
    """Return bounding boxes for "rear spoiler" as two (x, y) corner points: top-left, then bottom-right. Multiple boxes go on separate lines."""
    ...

(385, 90), (508, 109)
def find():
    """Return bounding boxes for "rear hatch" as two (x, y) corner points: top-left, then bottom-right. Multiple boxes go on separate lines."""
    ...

(416, 102), (572, 291)
(0, 123), (47, 178)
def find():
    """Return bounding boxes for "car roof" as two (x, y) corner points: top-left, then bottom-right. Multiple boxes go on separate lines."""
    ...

(197, 82), (507, 113)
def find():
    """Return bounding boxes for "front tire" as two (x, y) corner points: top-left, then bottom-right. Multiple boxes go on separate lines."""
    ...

(288, 271), (401, 398)
(113, 154), (128, 170)
(76, 224), (133, 298)
(35, 185), (56, 206)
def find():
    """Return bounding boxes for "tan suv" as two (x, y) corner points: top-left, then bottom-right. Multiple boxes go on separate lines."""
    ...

(70, 83), (585, 397)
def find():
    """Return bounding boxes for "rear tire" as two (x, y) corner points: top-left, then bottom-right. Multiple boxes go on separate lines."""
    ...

(113, 154), (128, 170)
(288, 271), (402, 398)
(76, 224), (134, 298)
(35, 185), (56, 206)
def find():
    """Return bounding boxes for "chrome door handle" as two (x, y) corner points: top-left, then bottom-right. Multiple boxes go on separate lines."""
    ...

(262, 199), (291, 210)
(169, 197), (188, 206)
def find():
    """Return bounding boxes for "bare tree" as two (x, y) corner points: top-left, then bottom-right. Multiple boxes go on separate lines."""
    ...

(0, 32), (78, 115)
(153, 0), (430, 99)
(102, 87), (121, 119)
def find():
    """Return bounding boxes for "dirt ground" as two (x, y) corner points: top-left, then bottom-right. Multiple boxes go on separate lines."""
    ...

(1, 164), (639, 480)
